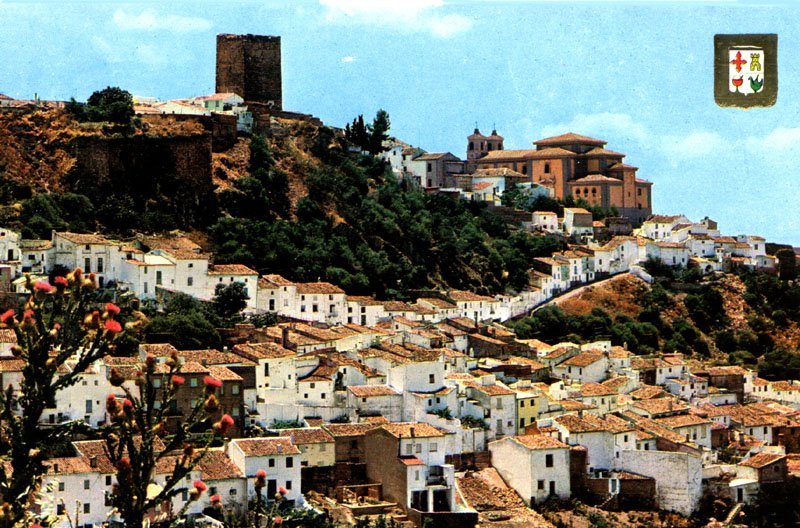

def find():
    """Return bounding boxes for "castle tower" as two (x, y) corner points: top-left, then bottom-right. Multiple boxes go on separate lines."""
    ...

(216, 34), (282, 110)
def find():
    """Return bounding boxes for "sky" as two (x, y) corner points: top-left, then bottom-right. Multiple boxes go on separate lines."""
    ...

(1, 0), (799, 244)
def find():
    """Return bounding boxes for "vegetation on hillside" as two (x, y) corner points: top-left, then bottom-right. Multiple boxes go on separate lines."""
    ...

(508, 261), (800, 380)
(210, 115), (565, 296)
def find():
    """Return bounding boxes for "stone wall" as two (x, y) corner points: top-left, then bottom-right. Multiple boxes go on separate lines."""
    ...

(216, 34), (282, 110)
(68, 133), (215, 230)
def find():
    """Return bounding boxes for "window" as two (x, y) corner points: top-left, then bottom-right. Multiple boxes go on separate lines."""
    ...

(545, 454), (553, 467)
(190, 377), (198, 387)
(321, 393), (326, 399)
(429, 374), (435, 384)
(286, 457), (294, 468)
(230, 488), (237, 496)
(187, 276), (193, 286)
(430, 442), (438, 452)
(538, 480), (545, 490)
(84, 257), (91, 273)
(153, 378), (161, 388)
(312, 304), (318, 313)
(406, 443), (413, 455)
(57, 504), (65, 515)
(269, 458), (275, 468)
(97, 257), (104, 273)
(84, 503), (90, 514)
(520, 400), (525, 408)
(264, 363), (270, 376)
(84, 479), (90, 489)
(59, 482), (65, 492)
(106, 475), (112, 486)
(285, 480), (292, 490)
(415, 443), (422, 453)
(232, 384), (239, 395)
(544, 162), (551, 174)
(310, 382), (316, 389)
(427, 163), (432, 172)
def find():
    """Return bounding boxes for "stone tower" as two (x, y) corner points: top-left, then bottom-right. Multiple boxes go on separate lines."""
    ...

(216, 33), (282, 110)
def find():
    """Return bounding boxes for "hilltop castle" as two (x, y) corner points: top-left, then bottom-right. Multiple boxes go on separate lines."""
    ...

(216, 33), (283, 110)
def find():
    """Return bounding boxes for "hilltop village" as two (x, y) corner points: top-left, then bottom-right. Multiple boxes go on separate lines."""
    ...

(0, 33), (798, 528)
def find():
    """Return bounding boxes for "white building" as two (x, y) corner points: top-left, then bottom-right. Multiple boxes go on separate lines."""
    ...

(227, 437), (303, 506)
(489, 434), (571, 505)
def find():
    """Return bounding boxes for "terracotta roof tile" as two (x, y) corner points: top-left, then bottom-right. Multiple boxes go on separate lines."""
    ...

(232, 438), (300, 456)
(207, 264), (258, 275)
(511, 434), (568, 450)
(278, 427), (335, 445)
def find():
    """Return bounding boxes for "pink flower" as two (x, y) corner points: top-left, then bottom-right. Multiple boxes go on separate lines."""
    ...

(105, 302), (120, 315)
(106, 394), (117, 403)
(203, 376), (222, 389)
(33, 281), (52, 293)
(255, 469), (266, 478)
(54, 276), (68, 287)
(0, 309), (14, 325)
(104, 319), (122, 334)
(122, 399), (134, 413)
(171, 375), (185, 386)
(30, 524), (44, 528)
(278, 486), (287, 495)
(194, 480), (207, 493)
(273, 516), (283, 525)
(210, 494), (221, 503)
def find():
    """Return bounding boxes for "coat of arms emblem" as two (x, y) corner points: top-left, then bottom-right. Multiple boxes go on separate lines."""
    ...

(715, 34), (777, 108)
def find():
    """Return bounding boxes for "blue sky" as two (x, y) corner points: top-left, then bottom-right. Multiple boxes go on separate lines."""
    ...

(1, 1), (799, 244)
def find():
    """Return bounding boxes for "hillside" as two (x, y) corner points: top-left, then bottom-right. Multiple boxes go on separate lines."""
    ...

(0, 106), (564, 296)
(508, 267), (800, 380)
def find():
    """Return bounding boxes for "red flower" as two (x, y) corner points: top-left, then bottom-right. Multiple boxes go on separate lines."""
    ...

(194, 480), (208, 492)
(30, 524), (44, 528)
(219, 414), (234, 432)
(255, 469), (266, 478)
(171, 375), (185, 386)
(116, 457), (131, 472)
(273, 516), (283, 525)
(278, 486), (287, 495)
(203, 376), (222, 389)
(54, 276), (68, 287)
(33, 281), (52, 293)
(105, 319), (122, 334)
(122, 399), (134, 413)
(210, 493), (221, 503)
(106, 302), (121, 315)
(0, 309), (14, 325)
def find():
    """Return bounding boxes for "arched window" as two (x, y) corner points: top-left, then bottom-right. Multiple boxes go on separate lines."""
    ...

(522, 165), (528, 175)
(592, 188), (597, 194)
(544, 162), (551, 174)
(469, 142), (474, 150)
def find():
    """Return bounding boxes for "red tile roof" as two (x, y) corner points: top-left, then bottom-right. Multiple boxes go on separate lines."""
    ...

(233, 438), (300, 456)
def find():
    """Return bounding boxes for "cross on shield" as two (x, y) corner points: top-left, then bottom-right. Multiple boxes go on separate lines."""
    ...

(728, 46), (765, 95)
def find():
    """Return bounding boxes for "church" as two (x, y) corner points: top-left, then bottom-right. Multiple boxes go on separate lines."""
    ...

(469, 130), (653, 225)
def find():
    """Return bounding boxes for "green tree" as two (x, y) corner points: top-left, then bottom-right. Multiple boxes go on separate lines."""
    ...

(368, 109), (391, 154)
(85, 86), (135, 124)
(213, 282), (249, 319)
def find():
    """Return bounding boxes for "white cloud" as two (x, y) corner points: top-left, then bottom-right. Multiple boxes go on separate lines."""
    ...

(539, 112), (650, 145)
(745, 127), (800, 153)
(662, 131), (725, 158)
(91, 36), (124, 64)
(341, 55), (356, 63)
(113, 9), (212, 33)
(319, 0), (473, 38)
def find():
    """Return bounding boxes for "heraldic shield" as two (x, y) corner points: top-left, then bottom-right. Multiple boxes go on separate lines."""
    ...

(715, 34), (777, 108)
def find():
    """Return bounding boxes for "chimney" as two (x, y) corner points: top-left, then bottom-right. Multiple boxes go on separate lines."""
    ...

(410, 426), (415, 438)
(53, 463), (59, 473)
(281, 327), (290, 349)
(277, 443), (283, 454)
